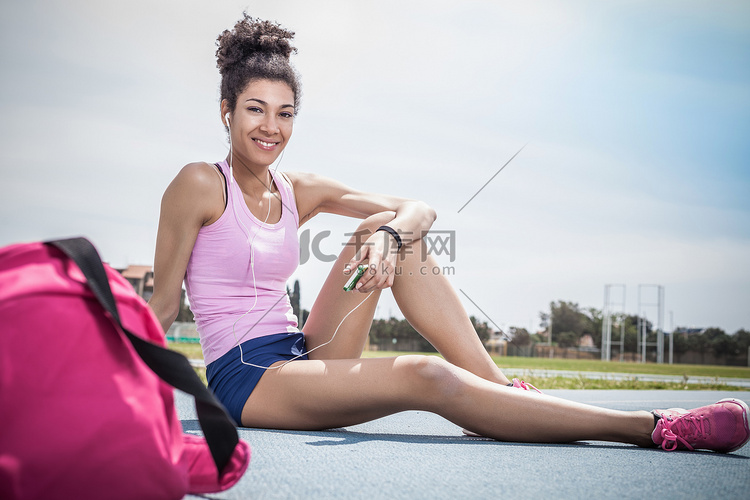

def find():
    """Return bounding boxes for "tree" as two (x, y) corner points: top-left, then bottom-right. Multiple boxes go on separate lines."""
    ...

(686, 327), (739, 358)
(287, 280), (301, 323)
(701, 327), (741, 357)
(509, 327), (531, 346)
(286, 279), (309, 328)
(585, 307), (603, 348)
(176, 289), (194, 322)
(469, 316), (492, 344)
(558, 331), (580, 348)
(539, 312), (551, 340)
(703, 327), (726, 343)
(368, 317), (436, 352)
(619, 314), (643, 353)
(551, 301), (584, 338)
(712, 334), (739, 357)
(545, 300), (593, 347)
(734, 329), (750, 352)
(686, 332), (710, 363)
(672, 331), (690, 355)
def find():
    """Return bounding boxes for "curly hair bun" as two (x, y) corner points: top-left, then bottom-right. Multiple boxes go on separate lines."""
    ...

(216, 13), (297, 75)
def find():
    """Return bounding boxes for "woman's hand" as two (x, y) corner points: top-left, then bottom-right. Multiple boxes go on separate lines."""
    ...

(345, 229), (400, 292)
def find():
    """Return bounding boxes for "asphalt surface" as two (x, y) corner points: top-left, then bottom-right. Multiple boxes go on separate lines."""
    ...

(177, 389), (750, 499)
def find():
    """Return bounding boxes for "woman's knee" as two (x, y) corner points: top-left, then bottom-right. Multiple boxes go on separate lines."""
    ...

(398, 355), (463, 402)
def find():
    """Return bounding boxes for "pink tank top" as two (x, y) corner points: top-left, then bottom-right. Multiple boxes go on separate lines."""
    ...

(185, 161), (300, 364)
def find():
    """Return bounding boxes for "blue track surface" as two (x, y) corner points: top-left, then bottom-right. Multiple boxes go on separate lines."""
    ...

(177, 390), (750, 499)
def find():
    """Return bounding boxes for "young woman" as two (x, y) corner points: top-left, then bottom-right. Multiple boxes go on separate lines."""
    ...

(148, 14), (749, 453)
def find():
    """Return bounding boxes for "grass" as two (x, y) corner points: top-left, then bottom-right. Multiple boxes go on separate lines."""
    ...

(169, 342), (204, 360)
(490, 355), (750, 380)
(507, 376), (740, 391)
(166, 343), (207, 384)
(167, 342), (749, 391)
(362, 351), (750, 379)
(192, 367), (207, 385)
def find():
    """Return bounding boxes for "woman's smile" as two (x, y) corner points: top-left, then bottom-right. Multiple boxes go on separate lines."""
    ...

(253, 138), (280, 151)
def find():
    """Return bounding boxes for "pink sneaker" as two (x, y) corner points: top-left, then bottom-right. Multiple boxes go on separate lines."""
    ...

(652, 398), (750, 453)
(462, 379), (542, 437)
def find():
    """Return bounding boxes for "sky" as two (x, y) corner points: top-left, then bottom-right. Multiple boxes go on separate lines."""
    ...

(1, 0), (749, 335)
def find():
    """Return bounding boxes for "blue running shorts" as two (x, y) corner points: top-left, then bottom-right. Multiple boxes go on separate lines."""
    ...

(206, 332), (308, 425)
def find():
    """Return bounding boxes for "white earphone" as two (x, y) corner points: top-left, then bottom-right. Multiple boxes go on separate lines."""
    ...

(225, 113), (234, 184)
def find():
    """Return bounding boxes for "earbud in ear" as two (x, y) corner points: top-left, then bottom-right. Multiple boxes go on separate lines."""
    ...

(224, 113), (230, 126)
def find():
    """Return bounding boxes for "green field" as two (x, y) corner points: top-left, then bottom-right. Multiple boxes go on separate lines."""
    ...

(169, 342), (204, 360)
(363, 351), (750, 379)
(168, 342), (749, 391)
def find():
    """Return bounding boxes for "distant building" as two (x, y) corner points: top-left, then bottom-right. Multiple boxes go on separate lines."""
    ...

(117, 265), (154, 301)
(674, 327), (706, 337)
(485, 331), (507, 355)
(116, 264), (194, 323)
(578, 334), (595, 348)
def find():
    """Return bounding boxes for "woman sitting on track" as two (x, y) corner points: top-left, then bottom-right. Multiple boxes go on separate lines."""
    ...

(148, 14), (749, 453)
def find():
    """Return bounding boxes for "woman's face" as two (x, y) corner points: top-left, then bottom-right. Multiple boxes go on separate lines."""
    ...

(224, 79), (295, 169)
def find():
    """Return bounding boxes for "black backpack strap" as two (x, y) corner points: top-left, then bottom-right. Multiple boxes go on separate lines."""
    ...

(45, 237), (238, 476)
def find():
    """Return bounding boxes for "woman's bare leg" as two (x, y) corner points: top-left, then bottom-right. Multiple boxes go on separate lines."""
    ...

(303, 213), (509, 384)
(242, 355), (655, 447)
(301, 214), (389, 359)
(390, 242), (509, 384)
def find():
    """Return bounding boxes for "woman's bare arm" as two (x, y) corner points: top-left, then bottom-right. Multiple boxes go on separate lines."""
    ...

(287, 171), (437, 291)
(148, 162), (225, 333)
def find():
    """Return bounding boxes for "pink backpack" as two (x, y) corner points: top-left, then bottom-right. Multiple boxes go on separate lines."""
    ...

(0, 238), (251, 500)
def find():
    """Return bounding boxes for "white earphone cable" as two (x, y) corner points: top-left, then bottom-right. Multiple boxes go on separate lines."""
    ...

(225, 117), (371, 370)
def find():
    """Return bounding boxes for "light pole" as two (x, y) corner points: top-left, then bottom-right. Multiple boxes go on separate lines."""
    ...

(602, 284), (625, 362)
